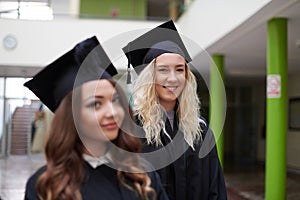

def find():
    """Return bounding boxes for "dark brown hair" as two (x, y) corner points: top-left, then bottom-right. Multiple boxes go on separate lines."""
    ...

(36, 79), (155, 200)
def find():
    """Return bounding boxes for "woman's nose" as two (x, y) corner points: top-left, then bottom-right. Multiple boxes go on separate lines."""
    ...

(103, 102), (115, 118)
(167, 70), (177, 81)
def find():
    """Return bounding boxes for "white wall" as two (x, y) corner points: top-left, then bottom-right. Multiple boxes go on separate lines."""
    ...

(0, 18), (161, 71)
(177, 0), (271, 56)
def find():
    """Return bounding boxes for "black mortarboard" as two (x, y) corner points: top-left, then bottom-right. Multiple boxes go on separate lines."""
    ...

(122, 20), (192, 75)
(24, 36), (118, 112)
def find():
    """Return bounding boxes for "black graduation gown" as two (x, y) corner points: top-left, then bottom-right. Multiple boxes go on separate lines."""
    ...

(139, 114), (227, 200)
(24, 161), (168, 200)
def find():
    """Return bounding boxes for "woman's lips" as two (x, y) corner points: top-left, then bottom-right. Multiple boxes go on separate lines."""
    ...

(163, 86), (178, 92)
(101, 122), (118, 130)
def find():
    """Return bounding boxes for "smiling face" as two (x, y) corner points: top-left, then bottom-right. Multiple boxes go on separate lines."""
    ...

(154, 53), (187, 111)
(78, 79), (125, 150)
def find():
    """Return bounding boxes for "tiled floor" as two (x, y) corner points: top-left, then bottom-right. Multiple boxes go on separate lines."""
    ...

(0, 154), (46, 200)
(1, 154), (300, 200)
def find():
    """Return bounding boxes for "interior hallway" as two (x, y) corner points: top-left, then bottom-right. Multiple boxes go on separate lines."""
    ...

(224, 163), (300, 200)
(0, 154), (45, 200)
(1, 154), (300, 200)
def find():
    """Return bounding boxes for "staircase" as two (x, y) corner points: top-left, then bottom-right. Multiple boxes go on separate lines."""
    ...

(10, 104), (39, 155)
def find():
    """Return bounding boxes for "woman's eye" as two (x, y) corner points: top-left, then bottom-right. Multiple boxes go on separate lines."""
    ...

(177, 68), (184, 72)
(112, 97), (120, 104)
(87, 102), (101, 108)
(158, 68), (169, 72)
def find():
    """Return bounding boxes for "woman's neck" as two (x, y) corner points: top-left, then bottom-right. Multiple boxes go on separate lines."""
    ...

(159, 99), (176, 111)
(83, 141), (107, 157)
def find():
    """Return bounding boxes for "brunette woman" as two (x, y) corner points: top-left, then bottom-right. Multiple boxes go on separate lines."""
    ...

(24, 36), (168, 200)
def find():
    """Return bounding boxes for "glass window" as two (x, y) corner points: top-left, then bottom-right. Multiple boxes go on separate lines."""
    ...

(4, 77), (38, 100)
(24, 78), (39, 100)
(0, 0), (53, 20)
(5, 78), (27, 98)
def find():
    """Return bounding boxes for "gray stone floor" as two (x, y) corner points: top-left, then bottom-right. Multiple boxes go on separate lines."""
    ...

(224, 164), (300, 200)
(1, 154), (300, 200)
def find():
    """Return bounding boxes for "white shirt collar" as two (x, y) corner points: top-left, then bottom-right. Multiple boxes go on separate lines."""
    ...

(83, 152), (112, 169)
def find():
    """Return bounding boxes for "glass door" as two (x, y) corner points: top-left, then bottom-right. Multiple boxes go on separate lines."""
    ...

(0, 77), (37, 157)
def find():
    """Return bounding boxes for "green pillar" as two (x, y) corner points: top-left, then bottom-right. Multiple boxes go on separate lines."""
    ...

(265, 18), (287, 200)
(210, 54), (225, 167)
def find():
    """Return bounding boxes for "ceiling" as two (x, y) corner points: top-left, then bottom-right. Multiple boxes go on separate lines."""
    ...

(198, 0), (300, 86)
(1, 0), (299, 87)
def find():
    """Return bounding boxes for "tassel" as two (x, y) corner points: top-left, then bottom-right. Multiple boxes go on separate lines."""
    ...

(126, 60), (132, 84)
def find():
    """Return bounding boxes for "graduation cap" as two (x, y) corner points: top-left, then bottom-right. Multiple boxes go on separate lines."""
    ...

(122, 20), (192, 77)
(24, 36), (118, 112)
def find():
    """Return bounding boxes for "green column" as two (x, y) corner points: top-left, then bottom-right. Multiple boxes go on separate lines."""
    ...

(265, 18), (287, 200)
(210, 54), (225, 167)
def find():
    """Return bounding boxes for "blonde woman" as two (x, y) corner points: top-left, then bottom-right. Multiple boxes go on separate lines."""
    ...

(24, 36), (168, 200)
(123, 20), (227, 200)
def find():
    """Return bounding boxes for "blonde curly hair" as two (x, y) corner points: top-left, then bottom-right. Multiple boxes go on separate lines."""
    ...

(132, 60), (202, 150)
